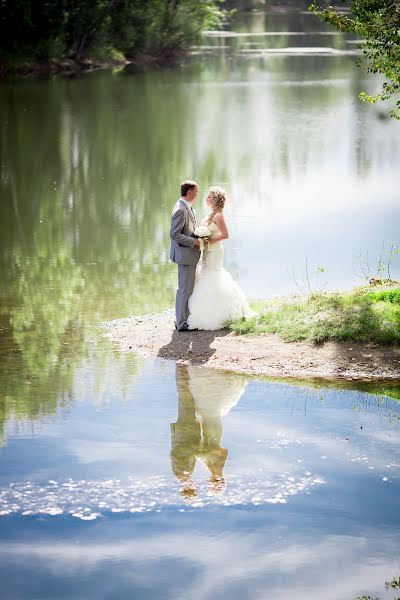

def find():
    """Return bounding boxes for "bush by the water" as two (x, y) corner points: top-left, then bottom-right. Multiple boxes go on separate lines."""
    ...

(364, 288), (400, 304)
(230, 287), (400, 344)
(0, 0), (223, 63)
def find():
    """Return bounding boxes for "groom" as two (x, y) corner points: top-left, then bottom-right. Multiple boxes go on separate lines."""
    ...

(170, 180), (201, 331)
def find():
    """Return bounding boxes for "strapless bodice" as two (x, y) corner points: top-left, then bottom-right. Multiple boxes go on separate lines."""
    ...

(199, 219), (223, 270)
(201, 220), (221, 239)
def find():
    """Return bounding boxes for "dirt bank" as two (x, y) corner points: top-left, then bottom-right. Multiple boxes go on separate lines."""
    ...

(100, 309), (400, 381)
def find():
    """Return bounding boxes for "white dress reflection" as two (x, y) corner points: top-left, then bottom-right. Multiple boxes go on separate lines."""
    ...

(170, 364), (246, 497)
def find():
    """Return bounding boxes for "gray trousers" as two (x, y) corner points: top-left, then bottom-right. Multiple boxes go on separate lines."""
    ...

(175, 264), (197, 330)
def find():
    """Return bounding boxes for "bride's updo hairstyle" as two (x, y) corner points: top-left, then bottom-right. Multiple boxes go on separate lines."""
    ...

(207, 186), (226, 224)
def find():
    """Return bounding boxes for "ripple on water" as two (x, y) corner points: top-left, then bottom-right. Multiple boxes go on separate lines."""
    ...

(0, 472), (325, 519)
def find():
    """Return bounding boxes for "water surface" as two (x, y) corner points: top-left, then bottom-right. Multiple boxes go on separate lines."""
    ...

(1, 4), (400, 599)
(1, 360), (400, 599)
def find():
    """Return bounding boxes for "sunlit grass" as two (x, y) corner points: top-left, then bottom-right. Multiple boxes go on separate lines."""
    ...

(230, 287), (400, 344)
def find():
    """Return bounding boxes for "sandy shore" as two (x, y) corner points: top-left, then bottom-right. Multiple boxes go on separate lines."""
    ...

(100, 309), (400, 382)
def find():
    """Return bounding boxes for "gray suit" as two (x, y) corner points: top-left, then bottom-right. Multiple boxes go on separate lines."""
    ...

(170, 199), (200, 330)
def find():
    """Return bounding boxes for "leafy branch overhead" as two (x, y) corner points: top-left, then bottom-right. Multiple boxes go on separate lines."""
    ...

(309, 0), (400, 118)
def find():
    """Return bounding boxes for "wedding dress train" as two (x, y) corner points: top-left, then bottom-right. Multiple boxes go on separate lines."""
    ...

(187, 221), (254, 330)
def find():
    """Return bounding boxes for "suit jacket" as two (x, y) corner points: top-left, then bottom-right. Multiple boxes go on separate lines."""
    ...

(169, 199), (201, 266)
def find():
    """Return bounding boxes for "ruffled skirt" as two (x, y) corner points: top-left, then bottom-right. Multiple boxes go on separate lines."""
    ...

(187, 264), (254, 331)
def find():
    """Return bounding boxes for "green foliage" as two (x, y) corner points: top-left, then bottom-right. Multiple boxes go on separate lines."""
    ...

(375, 386), (400, 401)
(386, 576), (400, 590)
(364, 288), (400, 303)
(0, 0), (225, 62)
(355, 573), (400, 599)
(230, 288), (400, 344)
(309, 0), (400, 118)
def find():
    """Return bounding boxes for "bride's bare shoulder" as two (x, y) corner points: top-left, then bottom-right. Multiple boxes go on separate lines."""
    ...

(212, 211), (229, 237)
(212, 212), (226, 225)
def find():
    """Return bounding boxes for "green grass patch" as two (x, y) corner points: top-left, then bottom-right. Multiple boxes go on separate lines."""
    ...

(230, 287), (400, 344)
(364, 288), (400, 304)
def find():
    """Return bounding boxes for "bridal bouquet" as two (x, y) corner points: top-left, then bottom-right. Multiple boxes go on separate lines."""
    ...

(195, 225), (212, 252)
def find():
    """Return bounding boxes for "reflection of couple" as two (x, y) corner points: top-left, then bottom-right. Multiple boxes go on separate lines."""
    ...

(170, 364), (246, 497)
(170, 180), (254, 331)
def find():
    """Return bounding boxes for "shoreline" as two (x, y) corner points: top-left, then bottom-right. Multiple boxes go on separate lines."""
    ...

(0, 50), (186, 79)
(100, 309), (400, 383)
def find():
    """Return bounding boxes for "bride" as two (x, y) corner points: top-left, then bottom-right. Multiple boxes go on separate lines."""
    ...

(187, 186), (254, 331)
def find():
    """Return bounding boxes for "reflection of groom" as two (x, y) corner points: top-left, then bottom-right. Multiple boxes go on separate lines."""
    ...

(169, 180), (201, 331)
(170, 365), (201, 497)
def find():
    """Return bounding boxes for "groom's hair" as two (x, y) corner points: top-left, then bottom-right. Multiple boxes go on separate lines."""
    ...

(181, 180), (197, 197)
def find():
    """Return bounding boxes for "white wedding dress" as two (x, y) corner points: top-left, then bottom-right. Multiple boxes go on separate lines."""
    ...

(187, 221), (255, 330)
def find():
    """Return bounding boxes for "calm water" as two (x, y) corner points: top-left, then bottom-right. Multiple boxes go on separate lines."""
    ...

(1, 362), (400, 599)
(1, 4), (400, 599)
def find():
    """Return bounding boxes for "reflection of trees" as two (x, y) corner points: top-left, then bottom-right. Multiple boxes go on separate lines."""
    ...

(10, 219), (84, 380)
(0, 71), (200, 318)
(261, 374), (400, 404)
(0, 316), (143, 445)
(192, 6), (400, 194)
(177, 49), (400, 207)
(0, 313), (85, 445)
(207, 5), (346, 52)
(0, 71), (199, 436)
(57, 70), (194, 318)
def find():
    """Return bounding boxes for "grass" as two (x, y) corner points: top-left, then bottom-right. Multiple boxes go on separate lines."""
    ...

(230, 286), (400, 344)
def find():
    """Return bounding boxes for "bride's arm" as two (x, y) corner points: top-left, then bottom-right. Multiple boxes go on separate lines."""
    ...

(210, 212), (229, 243)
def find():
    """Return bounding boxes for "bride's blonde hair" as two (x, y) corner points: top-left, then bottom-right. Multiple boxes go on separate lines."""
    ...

(207, 186), (226, 224)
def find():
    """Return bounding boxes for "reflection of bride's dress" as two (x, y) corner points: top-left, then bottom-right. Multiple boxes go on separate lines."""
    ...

(188, 366), (246, 420)
(170, 365), (247, 495)
(187, 221), (254, 330)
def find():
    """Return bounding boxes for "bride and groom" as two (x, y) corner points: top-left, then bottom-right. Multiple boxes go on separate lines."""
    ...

(170, 364), (247, 497)
(170, 180), (253, 331)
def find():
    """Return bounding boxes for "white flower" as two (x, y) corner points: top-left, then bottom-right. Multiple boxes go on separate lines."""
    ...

(195, 225), (211, 238)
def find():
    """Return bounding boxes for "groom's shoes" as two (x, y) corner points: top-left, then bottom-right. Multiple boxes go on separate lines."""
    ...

(174, 322), (188, 331)
(175, 324), (198, 332)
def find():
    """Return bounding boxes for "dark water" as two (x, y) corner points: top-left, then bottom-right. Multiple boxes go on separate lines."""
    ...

(1, 4), (400, 599)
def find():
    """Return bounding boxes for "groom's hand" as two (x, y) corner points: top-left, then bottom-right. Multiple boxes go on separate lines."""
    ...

(194, 239), (201, 248)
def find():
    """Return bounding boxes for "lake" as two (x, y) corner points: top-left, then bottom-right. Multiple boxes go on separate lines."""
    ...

(0, 3), (399, 599)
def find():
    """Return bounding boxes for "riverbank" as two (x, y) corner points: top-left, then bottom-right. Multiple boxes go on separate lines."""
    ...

(100, 307), (400, 382)
(0, 0), (225, 80)
(0, 51), (187, 79)
(0, 57), (126, 79)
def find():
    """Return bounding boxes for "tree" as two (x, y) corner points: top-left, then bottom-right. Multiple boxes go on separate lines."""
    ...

(310, 0), (400, 118)
(0, 0), (225, 62)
